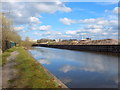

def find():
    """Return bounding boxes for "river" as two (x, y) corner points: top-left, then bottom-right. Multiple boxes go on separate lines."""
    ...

(29, 47), (119, 88)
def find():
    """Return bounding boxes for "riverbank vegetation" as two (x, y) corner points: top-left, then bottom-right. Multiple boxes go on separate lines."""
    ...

(2, 47), (17, 66)
(1, 13), (61, 88)
(21, 37), (34, 49)
(1, 13), (34, 52)
(1, 12), (32, 66)
(1, 13), (21, 51)
(37, 38), (119, 45)
(2, 46), (60, 88)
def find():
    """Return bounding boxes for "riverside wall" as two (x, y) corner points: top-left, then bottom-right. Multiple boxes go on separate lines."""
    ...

(32, 44), (120, 53)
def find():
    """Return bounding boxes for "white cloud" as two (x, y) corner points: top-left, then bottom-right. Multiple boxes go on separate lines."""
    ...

(29, 27), (37, 30)
(59, 65), (76, 73)
(39, 25), (51, 30)
(113, 7), (120, 14)
(97, 20), (109, 25)
(102, 32), (108, 35)
(3, 2), (118, 40)
(60, 17), (116, 26)
(14, 26), (24, 30)
(29, 17), (41, 24)
(48, 34), (72, 39)
(66, 31), (77, 34)
(87, 25), (103, 29)
(59, 18), (75, 25)
(80, 33), (87, 35)
(79, 18), (110, 25)
(35, 3), (71, 13)
(97, 2), (118, 5)
(59, 7), (71, 13)
(90, 29), (102, 33)
(38, 59), (50, 65)
(29, 25), (51, 31)
(63, 19), (117, 38)
(2, 1), (72, 25)
(112, 32), (118, 35)
(33, 31), (62, 38)
(79, 18), (99, 23)
(110, 20), (118, 24)
(21, 30), (26, 33)
(86, 25), (103, 33)
(58, 15), (117, 39)
(59, 54), (118, 75)
(34, 32), (42, 36)
(15, 11), (22, 17)
(105, 7), (120, 15)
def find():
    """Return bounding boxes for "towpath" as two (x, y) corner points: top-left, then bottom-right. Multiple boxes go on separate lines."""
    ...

(2, 51), (19, 88)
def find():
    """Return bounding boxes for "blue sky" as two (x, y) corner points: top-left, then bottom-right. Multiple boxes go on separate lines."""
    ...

(2, 1), (119, 40)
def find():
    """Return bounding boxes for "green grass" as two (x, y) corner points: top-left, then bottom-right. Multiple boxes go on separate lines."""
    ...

(0, 54), (2, 66)
(2, 51), (10, 66)
(2, 47), (16, 66)
(9, 47), (60, 88)
(47, 42), (56, 45)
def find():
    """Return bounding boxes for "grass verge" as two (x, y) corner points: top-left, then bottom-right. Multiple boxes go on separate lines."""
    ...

(8, 47), (60, 88)
(0, 54), (2, 66)
(2, 47), (16, 66)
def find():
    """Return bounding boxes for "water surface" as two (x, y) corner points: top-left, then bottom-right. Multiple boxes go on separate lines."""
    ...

(29, 47), (119, 88)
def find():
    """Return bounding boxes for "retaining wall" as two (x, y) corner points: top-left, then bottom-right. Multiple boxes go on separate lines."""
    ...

(32, 44), (120, 53)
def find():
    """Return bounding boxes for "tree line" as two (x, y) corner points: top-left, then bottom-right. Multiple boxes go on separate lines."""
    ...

(0, 13), (33, 52)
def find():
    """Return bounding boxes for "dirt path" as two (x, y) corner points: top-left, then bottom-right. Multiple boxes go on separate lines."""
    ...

(2, 51), (19, 88)
(0, 67), (2, 89)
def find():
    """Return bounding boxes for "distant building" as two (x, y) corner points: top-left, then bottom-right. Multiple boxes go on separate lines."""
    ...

(81, 37), (91, 41)
(55, 39), (62, 42)
(29, 39), (37, 42)
(69, 39), (78, 41)
(72, 41), (79, 44)
(86, 38), (91, 40)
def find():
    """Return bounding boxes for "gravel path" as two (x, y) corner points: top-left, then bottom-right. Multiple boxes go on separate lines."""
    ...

(2, 51), (19, 88)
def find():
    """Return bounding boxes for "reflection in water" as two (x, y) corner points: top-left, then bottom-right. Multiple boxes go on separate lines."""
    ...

(59, 65), (76, 73)
(59, 77), (72, 84)
(29, 47), (119, 88)
(38, 59), (51, 65)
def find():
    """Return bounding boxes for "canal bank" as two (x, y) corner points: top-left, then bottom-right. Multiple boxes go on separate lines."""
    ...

(2, 47), (68, 88)
(29, 47), (119, 88)
(32, 44), (120, 53)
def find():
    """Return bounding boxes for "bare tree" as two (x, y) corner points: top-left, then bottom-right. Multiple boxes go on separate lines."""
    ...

(0, 13), (21, 51)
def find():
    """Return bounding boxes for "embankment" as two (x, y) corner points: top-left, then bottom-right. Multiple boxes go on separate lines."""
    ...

(32, 44), (120, 53)
(2, 47), (68, 88)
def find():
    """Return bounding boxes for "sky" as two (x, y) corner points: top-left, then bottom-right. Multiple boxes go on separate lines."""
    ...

(1, 0), (119, 40)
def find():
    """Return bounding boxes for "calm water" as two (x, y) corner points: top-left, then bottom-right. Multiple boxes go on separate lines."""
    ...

(29, 47), (119, 88)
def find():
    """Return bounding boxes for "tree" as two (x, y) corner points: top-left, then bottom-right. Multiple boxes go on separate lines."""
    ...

(0, 13), (21, 51)
(21, 37), (33, 49)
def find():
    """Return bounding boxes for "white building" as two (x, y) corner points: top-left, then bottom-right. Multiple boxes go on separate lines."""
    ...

(55, 39), (62, 42)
